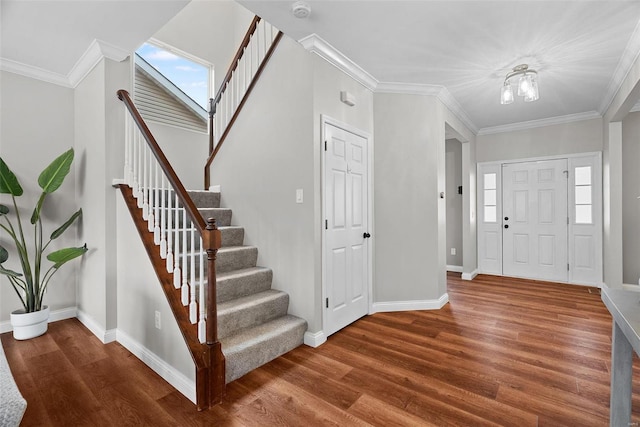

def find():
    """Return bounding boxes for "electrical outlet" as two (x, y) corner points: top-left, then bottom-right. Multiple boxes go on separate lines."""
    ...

(451, 248), (456, 255)
(155, 311), (161, 329)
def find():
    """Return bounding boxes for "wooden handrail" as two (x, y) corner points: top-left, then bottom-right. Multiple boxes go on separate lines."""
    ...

(204, 30), (284, 189)
(210, 16), (261, 112)
(117, 90), (224, 409)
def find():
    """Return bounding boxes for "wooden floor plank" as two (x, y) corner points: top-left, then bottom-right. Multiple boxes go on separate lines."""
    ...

(4, 273), (640, 425)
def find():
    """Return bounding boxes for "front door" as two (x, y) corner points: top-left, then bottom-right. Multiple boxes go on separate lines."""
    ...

(502, 159), (568, 282)
(324, 122), (369, 336)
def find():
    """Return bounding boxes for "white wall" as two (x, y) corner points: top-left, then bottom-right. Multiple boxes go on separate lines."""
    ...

(476, 118), (603, 163)
(373, 93), (446, 302)
(622, 111), (640, 284)
(446, 139), (463, 267)
(151, 0), (254, 92)
(208, 37), (318, 329)
(312, 54), (375, 331)
(75, 58), (129, 336)
(147, 123), (208, 190)
(0, 71), (78, 323)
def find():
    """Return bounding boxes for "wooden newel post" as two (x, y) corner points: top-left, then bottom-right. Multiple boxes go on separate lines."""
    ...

(203, 217), (225, 407)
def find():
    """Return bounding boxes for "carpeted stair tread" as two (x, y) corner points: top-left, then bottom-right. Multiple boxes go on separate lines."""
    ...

(187, 190), (220, 208)
(216, 246), (258, 273)
(217, 290), (289, 339)
(218, 226), (244, 247)
(216, 267), (273, 303)
(221, 314), (307, 383)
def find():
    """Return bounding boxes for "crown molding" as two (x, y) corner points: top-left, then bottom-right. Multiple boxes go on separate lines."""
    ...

(68, 39), (130, 87)
(477, 110), (601, 136)
(1, 39), (130, 89)
(0, 57), (71, 87)
(376, 82), (478, 134)
(598, 18), (640, 115)
(298, 33), (378, 91)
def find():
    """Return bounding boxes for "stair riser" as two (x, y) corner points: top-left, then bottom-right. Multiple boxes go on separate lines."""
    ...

(162, 208), (232, 227)
(218, 292), (290, 339)
(223, 317), (307, 383)
(165, 227), (243, 251)
(217, 269), (273, 304)
(143, 190), (220, 209)
(216, 248), (258, 274)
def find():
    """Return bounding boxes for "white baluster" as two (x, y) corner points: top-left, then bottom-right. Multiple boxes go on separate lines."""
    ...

(124, 114), (130, 185)
(142, 146), (149, 216)
(134, 132), (142, 204)
(173, 194), (181, 288)
(198, 236), (206, 343)
(153, 160), (160, 240)
(160, 174), (167, 258)
(189, 226), (197, 324)
(147, 154), (155, 232)
(166, 187), (173, 271)
(181, 213), (189, 306)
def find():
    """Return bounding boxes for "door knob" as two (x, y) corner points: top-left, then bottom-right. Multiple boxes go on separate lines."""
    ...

(363, 232), (371, 238)
(504, 217), (509, 221)
(504, 225), (509, 229)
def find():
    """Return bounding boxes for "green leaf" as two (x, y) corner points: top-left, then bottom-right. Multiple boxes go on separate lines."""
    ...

(38, 148), (74, 194)
(50, 208), (82, 240)
(30, 192), (47, 224)
(0, 204), (8, 216)
(47, 244), (87, 269)
(0, 157), (23, 196)
(0, 264), (22, 278)
(0, 245), (7, 263)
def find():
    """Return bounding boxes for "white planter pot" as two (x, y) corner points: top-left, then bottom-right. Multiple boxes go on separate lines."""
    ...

(10, 306), (50, 340)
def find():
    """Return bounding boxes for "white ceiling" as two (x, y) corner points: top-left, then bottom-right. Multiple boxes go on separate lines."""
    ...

(2, 1), (640, 133)
(239, 0), (640, 132)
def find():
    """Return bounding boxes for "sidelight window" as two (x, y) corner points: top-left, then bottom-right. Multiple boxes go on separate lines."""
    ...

(574, 166), (592, 224)
(483, 173), (497, 223)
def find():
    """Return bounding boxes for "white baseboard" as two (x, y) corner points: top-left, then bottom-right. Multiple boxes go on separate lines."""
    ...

(304, 330), (327, 348)
(0, 306), (77, 334)
(461, 269), (479, 281)
(116, 329), (196, 404)
(372, 293), (449, 313)
(209, 185), (221, 192)
(622, 283), (640, 291)
(77, 310), (117, 344)
(447, 265), (463, 273)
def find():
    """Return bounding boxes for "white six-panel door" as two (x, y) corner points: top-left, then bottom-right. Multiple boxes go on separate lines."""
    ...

(324, 122), (369, 336)
(502, 159), (568, 282)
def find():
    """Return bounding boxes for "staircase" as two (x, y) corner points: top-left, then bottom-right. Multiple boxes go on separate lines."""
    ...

(186, 190), (307, 383)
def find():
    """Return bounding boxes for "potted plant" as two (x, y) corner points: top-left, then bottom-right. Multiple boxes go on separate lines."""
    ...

(0, 148), (87, 340)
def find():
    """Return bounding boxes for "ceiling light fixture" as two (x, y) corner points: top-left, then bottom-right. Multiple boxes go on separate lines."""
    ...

(500, 64), (539, 105)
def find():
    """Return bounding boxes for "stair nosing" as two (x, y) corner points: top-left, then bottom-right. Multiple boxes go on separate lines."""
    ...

(217, 289), (287, 314)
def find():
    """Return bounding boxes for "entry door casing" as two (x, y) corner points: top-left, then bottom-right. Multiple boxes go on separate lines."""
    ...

(323, 121), (370, 336)
(502, 159), (568, 282)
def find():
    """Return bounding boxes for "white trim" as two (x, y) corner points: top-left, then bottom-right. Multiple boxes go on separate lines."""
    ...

(477, 150), (603, 168)
(112, 178), (126, 186)
(0, 58), (71, 87)
(299, 34), (377, 91)
(372, 294), (449, 313)
(461, 269), (479, 281)
(622, 284), (640, 291)
(209, 185), (221, 193)
(376, 82), (478, 134)
(116, 329), (196, 404)
(0, 306), (77, 334)
(477, 111), (602, 136)
(303, 330), (327, 348)
(446, 264), (463, 273)
(0, 38), (129, 89)
(77, 309), (117, 344)
(598, 18), (640, 115)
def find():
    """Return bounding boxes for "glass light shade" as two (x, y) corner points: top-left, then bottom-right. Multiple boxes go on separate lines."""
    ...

(501, 83), (514, 104)
(517, 74), (533, 96)
(524, 76), (539, 102)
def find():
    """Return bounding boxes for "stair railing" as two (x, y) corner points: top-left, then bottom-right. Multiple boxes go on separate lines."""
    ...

(117, 89), (225, 410)
(204, 16), (284, 189)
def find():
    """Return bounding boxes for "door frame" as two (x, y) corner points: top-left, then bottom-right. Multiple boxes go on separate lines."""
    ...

(321, 115), (374, 336)
(477, 151), (603, 286)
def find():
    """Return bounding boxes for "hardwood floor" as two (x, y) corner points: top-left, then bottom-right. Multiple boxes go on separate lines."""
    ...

(3, 273), (639, 426)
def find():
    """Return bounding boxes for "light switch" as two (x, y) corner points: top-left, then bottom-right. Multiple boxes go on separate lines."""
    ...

(296, 189), (303, 204)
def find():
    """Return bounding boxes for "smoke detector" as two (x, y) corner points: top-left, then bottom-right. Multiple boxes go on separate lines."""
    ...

(291, 1), (311, 19)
